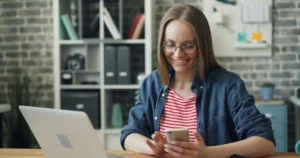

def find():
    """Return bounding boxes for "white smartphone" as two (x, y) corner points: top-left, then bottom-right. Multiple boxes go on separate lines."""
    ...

(165, 128), (190, 143)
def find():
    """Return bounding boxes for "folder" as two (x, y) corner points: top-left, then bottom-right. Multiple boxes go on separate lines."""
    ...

(117, 46), (131, 84)
(104, 46), (117, 84)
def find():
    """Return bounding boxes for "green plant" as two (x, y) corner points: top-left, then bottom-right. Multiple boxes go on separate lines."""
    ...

(3, 67), (42, 148)
(260, 82), (275, 88)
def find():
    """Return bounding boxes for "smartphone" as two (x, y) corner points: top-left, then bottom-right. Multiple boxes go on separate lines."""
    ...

(165, 128), (190, 143)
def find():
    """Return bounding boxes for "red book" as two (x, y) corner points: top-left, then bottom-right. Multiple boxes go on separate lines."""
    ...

(127, 14), (142, 39)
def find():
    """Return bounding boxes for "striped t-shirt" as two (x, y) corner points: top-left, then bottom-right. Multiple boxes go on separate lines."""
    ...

(159, 87), (197, 142)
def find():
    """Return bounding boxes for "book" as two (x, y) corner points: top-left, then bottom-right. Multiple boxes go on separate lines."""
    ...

(132, 14), (145, 39)
(103, 7), (122, 39)
(60, 14), (78, 40)
(59, 18), (67, 40)
(126, 14), (142, 39)
(89, 13), (100, 38)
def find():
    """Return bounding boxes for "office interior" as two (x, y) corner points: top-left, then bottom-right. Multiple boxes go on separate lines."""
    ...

(0, 0), (299, 153)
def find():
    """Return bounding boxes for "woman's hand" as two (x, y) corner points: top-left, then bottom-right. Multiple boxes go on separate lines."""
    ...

(146, 131), (169, 157)
(164, 131), (211, 158)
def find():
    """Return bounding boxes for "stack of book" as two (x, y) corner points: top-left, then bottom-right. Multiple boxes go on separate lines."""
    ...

(60, 8), (145, 40)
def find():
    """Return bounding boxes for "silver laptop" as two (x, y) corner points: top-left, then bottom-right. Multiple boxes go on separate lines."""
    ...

(19, 105), (128, 158)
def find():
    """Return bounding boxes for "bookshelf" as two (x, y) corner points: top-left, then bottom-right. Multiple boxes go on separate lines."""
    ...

(53, 0), (154, 150)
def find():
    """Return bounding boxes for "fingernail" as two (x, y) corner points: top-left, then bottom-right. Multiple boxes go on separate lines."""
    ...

(164, 148), (170, 153)
(170, 141), (176, 145)
(164, 144), (168, 148)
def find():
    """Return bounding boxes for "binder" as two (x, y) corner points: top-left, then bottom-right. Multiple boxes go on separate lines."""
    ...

(117, 46), (131, 84)
(104, 46), (117, 84)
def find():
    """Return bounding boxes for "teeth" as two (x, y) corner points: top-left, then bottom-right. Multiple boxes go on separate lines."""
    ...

(174, 59), (187, 63)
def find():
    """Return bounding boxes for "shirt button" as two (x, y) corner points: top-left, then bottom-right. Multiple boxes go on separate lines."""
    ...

(154, 116), (158, 120)
(162, 93), (165, 97)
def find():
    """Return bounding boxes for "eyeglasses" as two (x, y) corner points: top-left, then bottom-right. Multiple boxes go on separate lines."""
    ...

(162, 41), (197, 55)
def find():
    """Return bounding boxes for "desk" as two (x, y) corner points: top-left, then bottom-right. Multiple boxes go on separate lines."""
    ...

(0, 149), (298, 158)
(0, 104), (10, 148)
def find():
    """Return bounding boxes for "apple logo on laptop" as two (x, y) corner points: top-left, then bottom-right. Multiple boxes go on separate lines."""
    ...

(57, 134), (73, 148)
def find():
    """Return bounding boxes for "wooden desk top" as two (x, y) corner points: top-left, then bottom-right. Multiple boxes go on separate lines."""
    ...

(0, 149), (299, 158)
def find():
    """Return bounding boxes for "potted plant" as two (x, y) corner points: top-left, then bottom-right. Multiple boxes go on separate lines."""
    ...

(260, 82), (275, 101)
(3, 67), (42, 148)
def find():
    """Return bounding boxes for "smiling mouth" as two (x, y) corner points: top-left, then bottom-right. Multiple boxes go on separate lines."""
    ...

(173, 59), (188, 64)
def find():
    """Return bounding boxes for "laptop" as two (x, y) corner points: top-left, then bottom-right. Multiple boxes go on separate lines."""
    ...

(19, 105), (128, 158)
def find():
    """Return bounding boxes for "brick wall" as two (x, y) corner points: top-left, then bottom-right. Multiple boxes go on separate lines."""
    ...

(155, 0), (300, 99)
(0, 0), (54, 107)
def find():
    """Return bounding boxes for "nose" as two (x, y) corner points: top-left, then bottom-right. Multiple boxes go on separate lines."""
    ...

(173, 47), (184, 57)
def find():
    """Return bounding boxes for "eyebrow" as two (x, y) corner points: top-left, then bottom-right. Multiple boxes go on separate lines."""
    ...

(164, 40), (195, 44)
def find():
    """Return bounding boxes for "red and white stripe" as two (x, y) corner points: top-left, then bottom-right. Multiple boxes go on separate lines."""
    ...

(159, 87), (197, 142)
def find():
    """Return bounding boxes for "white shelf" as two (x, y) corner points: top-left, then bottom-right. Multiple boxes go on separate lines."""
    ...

(60, 39), (100, 45)
(61, 70), (100, 73)
(102, 39), (145, 44)
(104, 85), (140, 90)
(61, 85), (101, 89)
(234, 43), (268, 49)
(54, 0), (153, 150)
(104, 129), (122, 134)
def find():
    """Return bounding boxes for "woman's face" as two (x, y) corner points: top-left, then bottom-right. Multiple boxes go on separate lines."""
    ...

(163, 20), (198, 74)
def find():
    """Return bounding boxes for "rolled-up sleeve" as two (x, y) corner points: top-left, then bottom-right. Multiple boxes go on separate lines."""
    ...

(228, 78), (276, 145)
(120, 80), (152, 150)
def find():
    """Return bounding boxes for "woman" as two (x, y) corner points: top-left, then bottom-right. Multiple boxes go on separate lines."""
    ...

(121, 4), (275, 158)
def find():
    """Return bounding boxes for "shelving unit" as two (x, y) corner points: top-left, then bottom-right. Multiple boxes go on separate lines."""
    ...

(53, 0), (154, 150)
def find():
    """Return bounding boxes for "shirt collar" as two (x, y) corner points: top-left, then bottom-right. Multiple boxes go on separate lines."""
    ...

(167, 67), (203, 90)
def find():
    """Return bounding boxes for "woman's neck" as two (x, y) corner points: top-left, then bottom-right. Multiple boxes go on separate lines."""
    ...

(172, 71), (194, 90)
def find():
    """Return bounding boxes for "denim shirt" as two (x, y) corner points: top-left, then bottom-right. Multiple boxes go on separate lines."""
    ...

(120, 68), (275, 149)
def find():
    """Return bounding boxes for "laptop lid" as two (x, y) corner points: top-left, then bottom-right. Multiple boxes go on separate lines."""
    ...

(19, 106), (112, 158)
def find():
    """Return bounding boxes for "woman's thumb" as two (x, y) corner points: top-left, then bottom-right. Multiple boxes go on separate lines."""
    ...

(194, 131), (204, 143)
